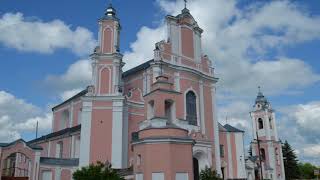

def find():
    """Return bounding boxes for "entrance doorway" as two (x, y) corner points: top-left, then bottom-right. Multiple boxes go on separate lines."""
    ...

(193, 158), (199, 180)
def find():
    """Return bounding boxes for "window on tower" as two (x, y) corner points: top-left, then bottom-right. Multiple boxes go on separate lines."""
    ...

(258, 118), (263, 129)
(220, 145), (225, 157)
(186, 91), (197, 125)
(269, 118), (273, 129)
(260, 148), (266, 161)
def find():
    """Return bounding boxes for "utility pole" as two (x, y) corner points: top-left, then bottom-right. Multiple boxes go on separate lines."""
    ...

(256, 131), (264, 180)
(35, 121), (39, 139)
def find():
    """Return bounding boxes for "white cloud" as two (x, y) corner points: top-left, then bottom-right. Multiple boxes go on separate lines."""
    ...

(303, 144), (320, 157)
(60, 88), (84, 101)
(123, 26), (166, 70)
(45, 59), (91, 100)
(0, 91), (51, 142)
(280, 101), (320, 142)
(0, 12), (97, 56)
(124, 0), (320, 96)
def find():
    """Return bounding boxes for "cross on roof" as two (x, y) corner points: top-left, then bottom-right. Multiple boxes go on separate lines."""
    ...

(184, 0), (187, 9)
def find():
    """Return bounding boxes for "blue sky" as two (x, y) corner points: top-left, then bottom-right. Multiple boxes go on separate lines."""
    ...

(0, 0), (320, 164)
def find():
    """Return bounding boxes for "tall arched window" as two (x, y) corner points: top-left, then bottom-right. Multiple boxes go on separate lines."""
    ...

(258, 118), (263, 129)
(186, 91), (197, 125)
(260, 148), (266, 161)
(61, 110), (70, 130)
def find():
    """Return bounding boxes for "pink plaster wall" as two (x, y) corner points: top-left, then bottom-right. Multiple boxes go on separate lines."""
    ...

(181, 27), (194, 58)
(101, 20), (115, 54)
(90, 107), (113, 163)
(50, 137), (72, 158)
(134, 143), (194, 180)
(61, 169), (72, 180)
(230, 133), (238, 178)
(72, 101), (82, 126)
(219, 132), (230, 178)
(100, 67), (111, 94)
(139, 128), (187, 139)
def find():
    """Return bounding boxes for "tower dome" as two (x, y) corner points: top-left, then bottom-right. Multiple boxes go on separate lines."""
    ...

(105, 4), (116, 16)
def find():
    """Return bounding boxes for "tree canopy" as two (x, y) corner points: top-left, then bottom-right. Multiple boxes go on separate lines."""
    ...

(282, 140), (300, 180)
(298, 162), (319, 179)
(200, 166), (222, 180)
(73, 161), (124, 180)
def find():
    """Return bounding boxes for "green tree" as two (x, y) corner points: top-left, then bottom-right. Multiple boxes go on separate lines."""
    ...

(282, 140), (299, 180)
(200, 166), (221, 180)
(298, 162), (318, 179)
(73, 161), (124, 180)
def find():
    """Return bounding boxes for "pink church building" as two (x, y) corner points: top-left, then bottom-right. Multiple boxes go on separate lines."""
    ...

(0, 3), (284, 180)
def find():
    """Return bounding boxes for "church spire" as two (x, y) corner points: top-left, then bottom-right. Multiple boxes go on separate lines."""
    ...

(105, 3), (117, 18)
(182, 0), (190, 14)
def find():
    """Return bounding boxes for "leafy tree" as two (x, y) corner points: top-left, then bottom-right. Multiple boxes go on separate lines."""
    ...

(73, 161), (124, 180)
(298, 162), (318, 179)
(282, 140), (299, 180)
(200, 166), (222, 180)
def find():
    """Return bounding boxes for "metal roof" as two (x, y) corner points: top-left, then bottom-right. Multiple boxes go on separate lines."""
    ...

(28, 125), (81, 144)
(223, 124), (245, 133)
(40, 157), (79, 167)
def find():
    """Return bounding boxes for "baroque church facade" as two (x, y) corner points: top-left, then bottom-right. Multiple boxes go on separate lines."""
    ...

(0, 3), (285, 180)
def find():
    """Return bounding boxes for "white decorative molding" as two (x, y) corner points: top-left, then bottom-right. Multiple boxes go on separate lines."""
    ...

(211, 85), (222, 176)
(79, 101), (92, 167)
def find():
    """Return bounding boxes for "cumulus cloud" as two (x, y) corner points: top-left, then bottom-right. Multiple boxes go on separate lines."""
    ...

(0, 91), (52, 142)
(280, 101), (320, 144)
(123, 0), (320, 96)
(0, 12), (97, 56)
(45, 59), (91, 100)
(303, 145), (320, 157)
(123, 26), (166, 70)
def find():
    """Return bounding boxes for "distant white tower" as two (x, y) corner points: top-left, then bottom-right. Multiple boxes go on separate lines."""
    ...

(250, 88), (285, 180)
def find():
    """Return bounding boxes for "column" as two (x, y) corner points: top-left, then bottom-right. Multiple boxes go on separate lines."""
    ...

(79, 100), (92, 167)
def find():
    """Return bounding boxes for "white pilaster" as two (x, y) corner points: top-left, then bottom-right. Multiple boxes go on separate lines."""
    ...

(268, 142), (276, 180)
(279, 146), (286, 180)
(272, 113), (279, 140)
(264, 111), (271, 140)
(174, 72), (180, 92)
(71, 135), (75, 158)
(251, 113), (257, 140)
(79, 100), (92, 167)
(211, 85), (221, 176)
(48, 141), (51, 157)
(69, 102), (74, 127)
(33, 151), (41, 180)
(235, 133), (246, 179)
(152, 66), (161, 82)
(227, 133), (233, 179)
(199, 80), (205, 134)
(111, 98), (127, 168)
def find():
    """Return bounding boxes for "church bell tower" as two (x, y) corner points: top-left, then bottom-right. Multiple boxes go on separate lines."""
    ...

(91, 3), (124, 95)
(250, 88), (285, 180)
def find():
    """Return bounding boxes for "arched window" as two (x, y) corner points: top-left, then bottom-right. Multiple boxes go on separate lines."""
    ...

(61, 110), (70, 130)
(147, 100), (154, 120)
(269, 118), (273, 129)
(165, 99), (174, 122)
(186, 91), (197, 125)
(258, 118), (263, 129)
(260, 148), (266, 161)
